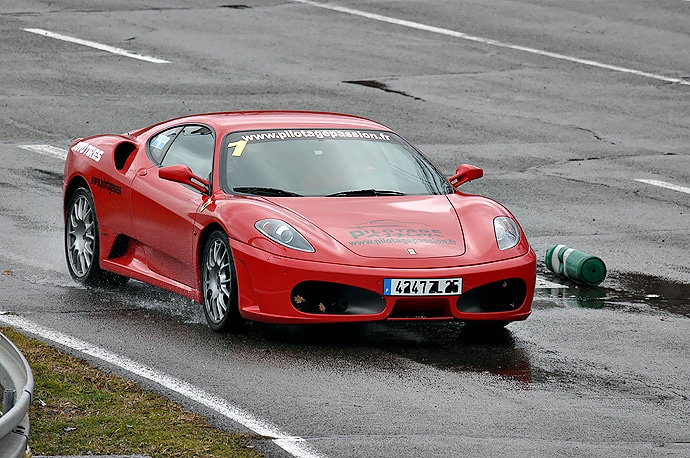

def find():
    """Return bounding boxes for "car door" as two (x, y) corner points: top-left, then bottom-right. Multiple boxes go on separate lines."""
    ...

(130, 124), (215, 288)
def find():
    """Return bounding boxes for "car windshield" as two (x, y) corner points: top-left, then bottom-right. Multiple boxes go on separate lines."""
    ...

(220, 129), (454, 197)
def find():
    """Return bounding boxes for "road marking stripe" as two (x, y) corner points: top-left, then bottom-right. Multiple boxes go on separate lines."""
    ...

(635, 179), (690, 195)
(292, 0), (690, 86)
(0, 314), (323, 458)
(535, 277), (568, 289)
(23, 28), (171, 64)
(17, 144), (68, 160)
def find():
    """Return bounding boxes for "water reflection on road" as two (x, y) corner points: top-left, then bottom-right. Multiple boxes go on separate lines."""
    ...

(52, 267), (689, 393)
(247, 321), (533, 385)
(536, 270), (690, 317)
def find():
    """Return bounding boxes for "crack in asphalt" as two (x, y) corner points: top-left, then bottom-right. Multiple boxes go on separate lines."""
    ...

(573, 126), (617, 144)
(344, 79), (425, 101)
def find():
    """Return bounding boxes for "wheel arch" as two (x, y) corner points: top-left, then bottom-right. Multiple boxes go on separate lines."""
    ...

(196, 222), (228, 285)
(63, 175), (91, 218)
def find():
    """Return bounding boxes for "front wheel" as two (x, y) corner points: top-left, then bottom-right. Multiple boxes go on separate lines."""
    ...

(202, 231), (241, 332)
(65, 187), (128, 287)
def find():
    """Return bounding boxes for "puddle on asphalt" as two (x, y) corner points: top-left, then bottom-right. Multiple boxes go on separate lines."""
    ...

(251, 321), (533, 385)
(40, 265), (689, 390)
(535, 268), (690, 318)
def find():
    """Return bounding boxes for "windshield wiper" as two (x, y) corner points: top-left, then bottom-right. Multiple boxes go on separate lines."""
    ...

(233, 186), (302, 197)
(326, 189), (406, 197)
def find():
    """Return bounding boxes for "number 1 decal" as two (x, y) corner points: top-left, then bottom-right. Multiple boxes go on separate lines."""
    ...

(228, 139), (247, 157)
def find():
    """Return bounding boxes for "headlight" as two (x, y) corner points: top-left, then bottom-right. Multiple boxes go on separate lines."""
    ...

(255, 219), (315, 252)
(494, 216), (520, 250)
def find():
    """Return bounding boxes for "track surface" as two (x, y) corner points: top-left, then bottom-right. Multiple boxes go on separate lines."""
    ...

(1, 1), (688, 457)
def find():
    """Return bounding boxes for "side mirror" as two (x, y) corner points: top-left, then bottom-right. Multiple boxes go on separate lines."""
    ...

(159, 164), (210, 194)
(448, 164), (483, 189)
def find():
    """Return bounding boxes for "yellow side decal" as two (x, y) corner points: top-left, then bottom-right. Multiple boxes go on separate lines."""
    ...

(199, 199), (212, 213)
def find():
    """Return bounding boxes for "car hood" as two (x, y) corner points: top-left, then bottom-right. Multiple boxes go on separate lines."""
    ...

(268, 196), (466, 259)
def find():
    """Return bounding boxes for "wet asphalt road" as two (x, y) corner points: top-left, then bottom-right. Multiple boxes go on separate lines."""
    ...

(1, 1), (689, 457)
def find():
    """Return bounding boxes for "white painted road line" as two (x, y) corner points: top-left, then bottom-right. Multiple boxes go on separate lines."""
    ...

(23, 28), (171, 64)
(535, 277), (567, 289)
(635, 179), (690, 195)
(292, 0), (690, 87)
(17, 144), (68, 160)
(0, 314), (323, 458)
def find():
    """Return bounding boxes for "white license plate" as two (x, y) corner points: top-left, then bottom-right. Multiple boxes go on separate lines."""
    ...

(383, 278), (462, 296)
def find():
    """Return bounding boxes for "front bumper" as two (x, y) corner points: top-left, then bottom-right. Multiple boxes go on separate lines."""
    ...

(231, 242), (536, 324)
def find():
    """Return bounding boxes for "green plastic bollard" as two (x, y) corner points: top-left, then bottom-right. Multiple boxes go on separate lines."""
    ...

(545, 244), (607, 286)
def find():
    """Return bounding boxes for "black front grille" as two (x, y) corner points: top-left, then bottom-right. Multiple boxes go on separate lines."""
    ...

(291, 281), (386, 315)
(456, 279), (527, 313)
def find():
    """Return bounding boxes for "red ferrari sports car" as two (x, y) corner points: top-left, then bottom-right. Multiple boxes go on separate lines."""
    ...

(63, 111), (536, 331)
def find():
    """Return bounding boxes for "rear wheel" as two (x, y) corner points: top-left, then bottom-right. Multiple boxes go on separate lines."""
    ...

(65, 188), (128, 287)
(202, 231), (241, 332)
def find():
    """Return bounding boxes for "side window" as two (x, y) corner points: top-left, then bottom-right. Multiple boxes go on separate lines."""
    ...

(148, 127), (182, 164)
(160, 125), (215, 180)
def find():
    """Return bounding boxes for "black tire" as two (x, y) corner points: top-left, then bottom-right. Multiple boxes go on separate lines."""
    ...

(202, 231), (241, 332)
(65, 188), (128, 287)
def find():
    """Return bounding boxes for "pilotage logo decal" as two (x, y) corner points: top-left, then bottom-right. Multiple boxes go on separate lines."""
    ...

(73, 141), (104, 162)
(347, 219), (457, 246)
(91, 176), (122, 195)
(228, 130), (395, 157)
(240, 130), (393, 142)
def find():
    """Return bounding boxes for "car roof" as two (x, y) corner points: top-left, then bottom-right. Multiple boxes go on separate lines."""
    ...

(128, 111), (391, 138)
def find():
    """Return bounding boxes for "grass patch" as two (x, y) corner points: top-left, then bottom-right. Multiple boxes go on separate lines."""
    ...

(2, 327), (264, 458)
